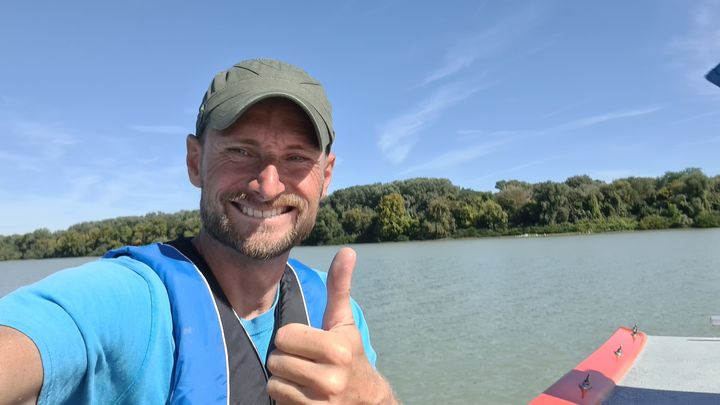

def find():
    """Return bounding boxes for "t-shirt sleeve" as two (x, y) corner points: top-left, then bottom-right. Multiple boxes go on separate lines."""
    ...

(350, 296), (378, 367)
(0, 257), (173, 404)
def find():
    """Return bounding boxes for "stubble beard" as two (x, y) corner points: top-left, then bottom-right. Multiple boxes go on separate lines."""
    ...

(200, 189), (317, 260)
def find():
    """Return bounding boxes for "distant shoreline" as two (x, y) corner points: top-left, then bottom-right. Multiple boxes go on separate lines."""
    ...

(2, 226), (718, 262)
(2, 169), (719, 260)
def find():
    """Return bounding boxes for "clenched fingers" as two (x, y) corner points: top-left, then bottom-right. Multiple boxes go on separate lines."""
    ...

(274, 323), (354, 365)
(267, 350), (351, 397)
(267, 374), (318, 405)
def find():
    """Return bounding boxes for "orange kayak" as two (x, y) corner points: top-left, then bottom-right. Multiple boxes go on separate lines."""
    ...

(531, 326), (720, 404)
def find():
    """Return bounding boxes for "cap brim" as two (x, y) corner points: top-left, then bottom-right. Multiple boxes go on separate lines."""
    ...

(205, 83), (331, 152)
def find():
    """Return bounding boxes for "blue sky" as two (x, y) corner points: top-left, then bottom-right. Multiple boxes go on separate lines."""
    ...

(1, 0), (719, 235)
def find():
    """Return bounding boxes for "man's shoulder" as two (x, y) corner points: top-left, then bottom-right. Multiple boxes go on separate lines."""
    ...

(103, 241), (198, 279)
(99, 245), (168, 282)
(8, 253), (166, 307)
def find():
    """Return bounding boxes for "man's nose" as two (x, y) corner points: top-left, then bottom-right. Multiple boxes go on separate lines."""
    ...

(248, 163), (286, 201)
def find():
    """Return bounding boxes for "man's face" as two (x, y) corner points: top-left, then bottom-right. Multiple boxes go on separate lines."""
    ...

(186, 98), (335, 260)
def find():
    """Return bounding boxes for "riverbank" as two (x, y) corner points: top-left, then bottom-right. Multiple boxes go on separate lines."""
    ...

(2, 169), (720, 260)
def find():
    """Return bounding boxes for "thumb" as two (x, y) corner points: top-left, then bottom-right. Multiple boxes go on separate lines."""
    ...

(322, 247), (357, 331)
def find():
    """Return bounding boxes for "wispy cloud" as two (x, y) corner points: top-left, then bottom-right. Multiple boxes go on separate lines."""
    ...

(396, 106), (659, 175)
(9, 120), (78, 160)
(0, 113), (198, 234)
(670, 0), (720, 95)
(377, 82), (488, 163)
(0, 151), (43, 172)
(667, 109), (720, 125)
(0, 119), (79, 176)
(377, 5), (550, 166)
(420, 5), (548, 86)
(377, 5), (549, 165)
(455, 129), (522, 143)
(456, 129), (519, 136)
(540, 99), (593, 120)
(0, 156), (196, 235)
(400, 140), (504, 175)
(538, 107), (662, 135)
(129, 125), (188, 134)
(456, 129), (486, 135)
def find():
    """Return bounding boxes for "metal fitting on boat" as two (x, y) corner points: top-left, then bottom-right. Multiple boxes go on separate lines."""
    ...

(579, 374), (592, 398)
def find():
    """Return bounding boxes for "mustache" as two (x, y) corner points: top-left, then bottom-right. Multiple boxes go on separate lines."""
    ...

(222, 191), (306, 209)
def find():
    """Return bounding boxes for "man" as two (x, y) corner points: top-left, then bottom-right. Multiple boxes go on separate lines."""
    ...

(0, 59), (398, 404)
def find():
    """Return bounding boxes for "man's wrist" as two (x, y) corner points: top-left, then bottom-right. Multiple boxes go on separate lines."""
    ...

(368, 371), (400, 405)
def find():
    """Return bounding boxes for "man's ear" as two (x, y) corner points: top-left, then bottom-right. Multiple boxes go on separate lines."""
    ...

(321, 152), (336, 197)
(186, 134), (202, 188)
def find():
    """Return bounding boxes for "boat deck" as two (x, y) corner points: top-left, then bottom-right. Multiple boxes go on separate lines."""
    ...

(604, 335), (720, 404)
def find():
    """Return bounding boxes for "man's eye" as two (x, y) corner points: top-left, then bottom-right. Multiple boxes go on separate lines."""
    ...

(228, 148), (249, 156)
(288, 155), (310, 162)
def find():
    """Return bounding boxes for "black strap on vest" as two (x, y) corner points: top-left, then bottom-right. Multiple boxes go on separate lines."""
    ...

(266, 262), (312, 365)
(168, 238), (310, 405)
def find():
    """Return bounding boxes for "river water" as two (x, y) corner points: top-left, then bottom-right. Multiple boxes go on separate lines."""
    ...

(1, 229), (719, 404)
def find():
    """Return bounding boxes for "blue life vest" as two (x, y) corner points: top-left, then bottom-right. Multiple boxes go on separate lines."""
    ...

(105, 241), (328, 405)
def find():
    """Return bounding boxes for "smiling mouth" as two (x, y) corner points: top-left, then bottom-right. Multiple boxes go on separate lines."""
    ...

(231, 201), (293, 219)
(243, 205), (291, 218)
(226, 192), (305, 220)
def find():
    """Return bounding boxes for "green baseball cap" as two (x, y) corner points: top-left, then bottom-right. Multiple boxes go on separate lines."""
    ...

(196, 58), (335, 152)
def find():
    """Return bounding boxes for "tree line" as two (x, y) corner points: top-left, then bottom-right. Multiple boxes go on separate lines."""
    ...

(1, 168), (719, 260)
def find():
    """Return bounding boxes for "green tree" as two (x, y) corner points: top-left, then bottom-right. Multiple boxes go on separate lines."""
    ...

(341, 207), (377, 242)
(695, 211), (720, 228)
(424, 197), (455, 238)
(56, 230), (89, 257)
(306, 205), (345, 245)
(625, 176), (659, 217)
(18, 229), (56, 259)
(453, 195), (484, 229)
(376, 193), (412, 241)
(638, 214), (672, 230)
(665, 202), (692, 228)
(476, 200), (508, 231)
(529, 182), (571, 225)
(600, 180), (633, 218)
(494, 181), (533, 226)
(0, 235), (22, 260)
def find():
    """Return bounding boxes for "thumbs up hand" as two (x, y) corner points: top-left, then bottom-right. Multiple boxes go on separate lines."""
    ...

(322, 247), (358, 331)
(267, 248), (398, 405)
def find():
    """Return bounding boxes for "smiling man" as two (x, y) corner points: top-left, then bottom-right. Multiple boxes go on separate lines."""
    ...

(0, 59), (398, 404)
(192, 97), (328, 262)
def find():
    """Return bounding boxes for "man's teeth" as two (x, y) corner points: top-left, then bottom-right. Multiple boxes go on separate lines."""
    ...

(240, 205), (284, 218)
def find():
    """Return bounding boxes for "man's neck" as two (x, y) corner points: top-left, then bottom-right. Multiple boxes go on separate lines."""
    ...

(192, 232), (289, 320)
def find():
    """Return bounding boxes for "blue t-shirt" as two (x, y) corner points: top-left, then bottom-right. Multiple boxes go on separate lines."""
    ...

(0, 256), (376, 404)
(240, 294), (277, 366)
